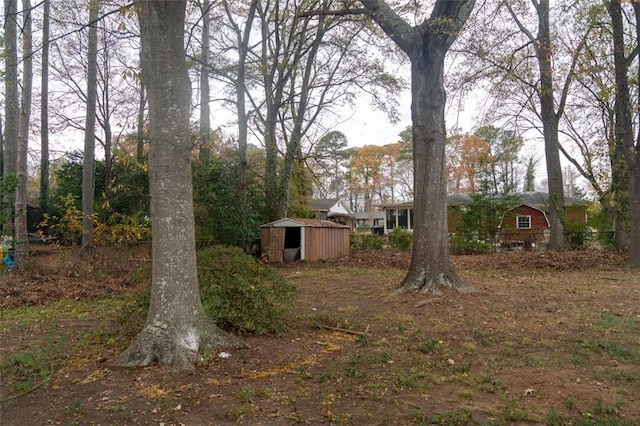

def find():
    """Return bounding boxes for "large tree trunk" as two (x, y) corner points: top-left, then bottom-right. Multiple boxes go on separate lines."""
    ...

(360, 0), (475, 293)
(536, 0), (566, 251)
(114, 0), (245, 370)
(3, 0), (19, 238)
(608, 0), (640, 267)
(40, 0), (51, 211)
(14, 0), (33, 270)
(400, 34), (465, 293)
(629, 171), (640, 266)
(81, 0), (99, 249)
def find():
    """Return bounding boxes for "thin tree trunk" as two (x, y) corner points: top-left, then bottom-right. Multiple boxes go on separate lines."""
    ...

(225, 0), (257, 212)
(136, 82), (146, 163)
(40, 0), (51, 211)
(15, 0), (33, 270)
(199, 0), (211, 163)
(102, 36), (112, 196)
(81, 0), (99, 249)
(3, 0), (19, 239)
(114, 0), (245, 370)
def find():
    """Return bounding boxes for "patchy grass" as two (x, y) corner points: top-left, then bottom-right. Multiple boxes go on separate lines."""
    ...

(1, 248), (640, 425)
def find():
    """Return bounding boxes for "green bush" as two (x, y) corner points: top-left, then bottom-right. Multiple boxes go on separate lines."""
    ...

(564, 223), (593, 250)
(120, 246), (297, 336)
(449, 235), (492, 255)
(197, 245), (297, 335)
(389, 228), (412, 250)
(351, 232), (384, 250)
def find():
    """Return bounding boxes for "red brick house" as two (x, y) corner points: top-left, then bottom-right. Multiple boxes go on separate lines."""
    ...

(499, 204), (549, 244)
(498, 192), (589, 245)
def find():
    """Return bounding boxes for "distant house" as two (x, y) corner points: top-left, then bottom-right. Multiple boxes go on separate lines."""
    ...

(380, 191), (589, 243)
(353, 210), (386, 235)
(306, 198), (353, 227)
(260, 218), (350, 263)
(498, 192), (589, 245)
(381, 194), (472, 234)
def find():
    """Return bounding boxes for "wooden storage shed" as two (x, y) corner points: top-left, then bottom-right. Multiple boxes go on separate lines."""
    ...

(260, 218), (350, 263)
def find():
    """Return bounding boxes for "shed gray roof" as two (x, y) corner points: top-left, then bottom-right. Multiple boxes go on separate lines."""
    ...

(260, 218), (349, 228)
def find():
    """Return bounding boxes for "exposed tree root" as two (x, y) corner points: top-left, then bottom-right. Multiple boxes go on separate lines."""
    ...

(395, 268), (476, 295)
(112, 321), (247, 370)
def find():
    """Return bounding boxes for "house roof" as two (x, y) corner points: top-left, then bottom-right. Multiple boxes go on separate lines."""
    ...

(517, 191), (587, 207)
(380, 192), (587, 209)
(381, 194), (473, 209)
(353, 210), (385, 220)
(307, 198), (339, 211)
(260, 218), (350, 228)
(307, 198), (353, 216)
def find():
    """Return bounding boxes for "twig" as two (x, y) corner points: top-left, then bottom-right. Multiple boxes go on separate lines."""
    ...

(0, 359), (54, 404)
(319, 325), (369, 336)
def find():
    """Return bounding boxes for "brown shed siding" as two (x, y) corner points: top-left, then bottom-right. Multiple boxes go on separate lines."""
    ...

(260, 218), (350, 263)
(304, 226), (349, 262)
(261, 227), (284, 263)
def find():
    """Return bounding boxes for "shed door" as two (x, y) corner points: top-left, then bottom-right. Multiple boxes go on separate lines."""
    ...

(269, 228), (285, 263)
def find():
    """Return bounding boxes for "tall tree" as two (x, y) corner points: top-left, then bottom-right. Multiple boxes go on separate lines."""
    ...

(40, 0), (51, 211)
(199, 0), (212, 160)
(607, 0), (640, 267)
(446, 133), (489, 194)
(309, 130), (351, 199)
(14, 0), (34, 269)
(81, 0), (99, 249)
(219, 0), (258, 210)
(359, 0), (475, 292)
(3, 0), (19, 239)
(474, 125), (524, 196)
(114, 0), (245, 369)
(503, 0), (572, 250)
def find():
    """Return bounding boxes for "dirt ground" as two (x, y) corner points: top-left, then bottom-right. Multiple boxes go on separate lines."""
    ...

(1, 246), (640, 425)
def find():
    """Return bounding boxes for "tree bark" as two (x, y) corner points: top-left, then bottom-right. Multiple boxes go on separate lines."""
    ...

(114, 0), (245, 370)
(359, 0), (475, 293)
(536, 0), (566, 250)
(136, 82), (146, 163)
(3, 0), (19, 238)
(40, 0), (51, 211)
(81, 0), (99, 249)
(14, 0), (34, 270)
(199, 0), (211, 163)
(223, 0), (257, 213)
(608, 0), (640, 267)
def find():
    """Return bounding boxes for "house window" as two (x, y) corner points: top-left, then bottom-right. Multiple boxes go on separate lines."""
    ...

(516, 215), (531, 229)
(386, 209), (396, 230)
(398, 209), (408, 229)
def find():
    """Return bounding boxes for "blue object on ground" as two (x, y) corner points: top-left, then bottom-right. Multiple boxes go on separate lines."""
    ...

(3, 256), (14, 270)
